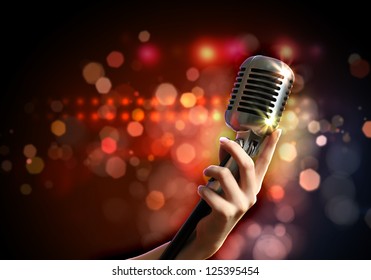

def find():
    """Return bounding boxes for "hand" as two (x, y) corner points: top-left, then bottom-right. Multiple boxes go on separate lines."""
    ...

(177, 129), (282, 259)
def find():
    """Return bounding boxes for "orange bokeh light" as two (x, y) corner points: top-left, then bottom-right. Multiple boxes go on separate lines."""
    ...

(146, 190), (165, 210)
(268, 185), (285, 202)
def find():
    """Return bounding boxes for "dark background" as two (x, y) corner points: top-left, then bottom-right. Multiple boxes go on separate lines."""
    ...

(1, 2), (370, 259)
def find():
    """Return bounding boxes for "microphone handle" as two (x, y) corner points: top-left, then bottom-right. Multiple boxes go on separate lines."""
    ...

(159, 130), (264, 260)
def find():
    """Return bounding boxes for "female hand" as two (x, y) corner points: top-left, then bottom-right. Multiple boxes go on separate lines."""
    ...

(177, 129), (282, 259)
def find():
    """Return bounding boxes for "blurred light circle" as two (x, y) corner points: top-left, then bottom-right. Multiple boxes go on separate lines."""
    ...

(155, 83), (178, 106)
(325, 196), (359, 226)
(326, 144), (361, 175)
(105, 156), (126, 179)
(252, 234), (288, 260)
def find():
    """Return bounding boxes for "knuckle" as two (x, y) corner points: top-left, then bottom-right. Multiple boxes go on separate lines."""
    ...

(219, 167), (232, 179)
(249, 196), (257, 208)
(236, 200), (248, 215)
(216, 207), (235, 221)
(240, 157), (255, 170)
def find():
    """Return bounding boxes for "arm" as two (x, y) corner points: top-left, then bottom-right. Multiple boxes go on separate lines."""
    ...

(130, 129), (282, 260)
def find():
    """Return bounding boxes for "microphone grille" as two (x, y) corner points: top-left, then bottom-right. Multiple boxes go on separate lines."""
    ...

(226, 55), (295, 134)
(228, 66), (293, 118)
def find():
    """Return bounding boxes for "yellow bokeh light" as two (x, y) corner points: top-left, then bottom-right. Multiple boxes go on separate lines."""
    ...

(20, 184), (32, 195)
(308, 120), (320, 134)
(51, 120), (66, 136)
(26, 157), (45, 174)
(279, 45), (294, 61)
(132, 108), (145, 121)
(212, 110), (222, 121)
(180, 92), (197, 108)
(278, 142), (297, 162)
(200, 46), (216, 61)
(280, 110), (299, 130)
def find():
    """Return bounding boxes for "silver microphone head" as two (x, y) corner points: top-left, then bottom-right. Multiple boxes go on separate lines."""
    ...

(225, 55), (295, 136)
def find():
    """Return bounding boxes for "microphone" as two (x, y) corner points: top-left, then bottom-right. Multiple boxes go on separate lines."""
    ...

(160, 55), (295, 259)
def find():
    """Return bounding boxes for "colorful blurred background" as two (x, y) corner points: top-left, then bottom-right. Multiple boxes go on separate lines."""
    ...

(1, 2), (370, 260)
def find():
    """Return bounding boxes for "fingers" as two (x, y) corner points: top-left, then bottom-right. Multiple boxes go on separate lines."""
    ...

(200, 131), (281, 217)
(254, 129), (282, 186)
(203, 165), (241, 202)
(218, 137), (256, 196)
(197, 185), (230, 214)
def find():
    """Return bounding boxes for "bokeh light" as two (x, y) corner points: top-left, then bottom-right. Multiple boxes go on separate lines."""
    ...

(51, 120), (66, 136)
(106, 51), (124, 68)
(145, 190), (165, 210)
(299, 168), (320, 191)
(138, 30), (150, 42)
(26, 157), (45, 174)
(20, 184), (32, 195)
(252, 234), (289, 260)
(276, 205), (295, 223)
(325, 196), (359, 225)
(82, 62), (105, 84)
(127, 121), (144, 137)
(186, 67), (200, 81)
(278, 142), (297, 162)
(267, 185), (285, 202)
(180, 92), (197, 108)
(308, 120), (320, 134)
(95, 77), (112, 94)
(189, 105), (208, 125)
(155, 83), (178, 106)
(50, 100), (64, 112)
(348, 53), (370, 78)
(362, 121), (371, 137)
(175, 143), (196, 164)
(105, 156), (126, 179)
(200, 45), (216, 61)
(138, 43), (159, 65)
(132, 108), (145, 122)
(23, 144), (37, 158)
(1, 160), (12, 172)
(101, 137), (117, 154)
(316, 135), (327, 146)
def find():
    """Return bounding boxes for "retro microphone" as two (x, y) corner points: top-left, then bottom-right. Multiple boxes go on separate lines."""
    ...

(160, 55), (295, 259)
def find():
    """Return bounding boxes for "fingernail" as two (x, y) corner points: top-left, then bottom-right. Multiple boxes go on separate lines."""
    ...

(197, 185), (204, 195)
(219, 137), (229, 143)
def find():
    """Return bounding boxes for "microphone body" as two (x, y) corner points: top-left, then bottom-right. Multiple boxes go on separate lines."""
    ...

(160, 55), (294, 259)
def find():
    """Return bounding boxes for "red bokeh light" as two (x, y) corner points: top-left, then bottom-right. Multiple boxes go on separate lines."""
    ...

(138, 43), (160, 65)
